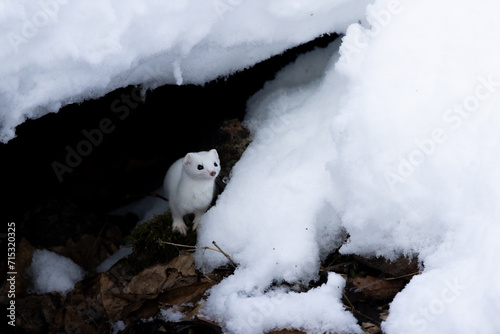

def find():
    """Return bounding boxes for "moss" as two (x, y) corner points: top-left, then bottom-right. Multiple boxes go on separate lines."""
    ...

(126, 212), (197, 270)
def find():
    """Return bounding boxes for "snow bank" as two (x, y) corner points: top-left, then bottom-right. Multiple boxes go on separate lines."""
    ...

(29, 249), (86, 295)
(333, 1), (500, 332)
(196, 0), (500, 333)
(201, 273), (360, 334)
(195, 39), (357, 333)
(0, 0), (372, 143)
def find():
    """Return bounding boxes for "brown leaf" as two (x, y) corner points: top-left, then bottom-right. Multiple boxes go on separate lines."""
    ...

(17, 295), (60, 334)
(352, 255), (419, 277)
(130, 299), (160, 321)
(123, 264), (169, 296)
(362, 322), (381, 334)
(166, 253), (196, 277)
(159, 281), (214, 306)
(100, 273), (130, 321)
(349, 276), (406, 301)
(51, 305), (96, 334)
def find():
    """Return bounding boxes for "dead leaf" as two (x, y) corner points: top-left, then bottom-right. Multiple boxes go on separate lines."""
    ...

(51, 305), (95, 334)
(352, 255), (419, 277)
(159, 281), (214, 306)
(166, 253), (196, 277)
(16, 295), (60, 334)
(100, 274), (130, 320)
(349, 276), (406, 301)
(130, 299), (160, 321)
(123, 264), (169, 295)
(362, 322), (381, 334)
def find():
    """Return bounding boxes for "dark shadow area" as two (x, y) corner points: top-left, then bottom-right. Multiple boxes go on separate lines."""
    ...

(0, 33), (340, 240)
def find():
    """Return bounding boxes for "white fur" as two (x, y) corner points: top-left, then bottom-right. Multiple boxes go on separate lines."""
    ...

(164, 149), (221, 235)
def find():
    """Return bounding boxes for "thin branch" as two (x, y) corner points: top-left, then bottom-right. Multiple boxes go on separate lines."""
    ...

(382, 271), (419, 281)
(343, 291), (381, 327)
(157, 239), (237, 268)
(212, 241), (237, 268)
(157, 239), (198, 249)
(343, 290), (355, 310)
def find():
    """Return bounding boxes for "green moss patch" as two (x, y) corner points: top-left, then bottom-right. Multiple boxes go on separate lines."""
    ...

(127, 212), (197, 270)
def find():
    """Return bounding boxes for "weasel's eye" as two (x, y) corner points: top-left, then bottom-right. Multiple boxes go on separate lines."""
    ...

(214, 162), (218, 167)
(197, 164), (204, 170)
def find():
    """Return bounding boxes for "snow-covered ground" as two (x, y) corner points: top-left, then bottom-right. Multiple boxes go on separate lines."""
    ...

(12, 0), (500, 333)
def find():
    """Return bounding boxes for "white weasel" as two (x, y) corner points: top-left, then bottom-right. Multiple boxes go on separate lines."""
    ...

(164, 149), (221, 235)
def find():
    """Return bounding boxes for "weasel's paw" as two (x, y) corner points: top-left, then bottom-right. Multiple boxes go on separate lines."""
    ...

(173, 221), (188, 235)
(192, 215), (202, 231)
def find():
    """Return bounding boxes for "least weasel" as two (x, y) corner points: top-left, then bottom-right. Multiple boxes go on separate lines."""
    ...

(164, 149), (220, 235)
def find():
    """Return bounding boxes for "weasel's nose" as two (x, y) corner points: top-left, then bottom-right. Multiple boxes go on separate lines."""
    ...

(210, 171), (216, 177)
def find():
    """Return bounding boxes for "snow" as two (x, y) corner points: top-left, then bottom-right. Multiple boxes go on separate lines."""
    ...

(195, 0), (500, 333)
(159, 307), (186, 323)
(96, 245), (133, 273)
(111, 320), (126, 334)
(0, 0), (371, 143)
(332, 1), (500, 332)
(201, 273), (360, 334)
(7, 0), (500, 332)
(28, 249), (86, 295)
(195, 35), (354, 334)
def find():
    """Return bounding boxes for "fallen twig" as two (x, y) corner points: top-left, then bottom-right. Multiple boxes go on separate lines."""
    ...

(343, 291), (381, 327)
(382, 271), (419, 281)
(157, 239), (198, 249)
(212, 241), (237, 268)
(157, 239), (237, 268)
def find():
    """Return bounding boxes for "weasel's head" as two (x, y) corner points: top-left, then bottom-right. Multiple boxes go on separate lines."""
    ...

(183, 149), (221, 180)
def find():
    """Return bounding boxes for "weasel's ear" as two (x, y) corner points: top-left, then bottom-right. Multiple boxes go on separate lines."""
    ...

(209, 149), (219, 159)
(183, 153), (194, 165)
